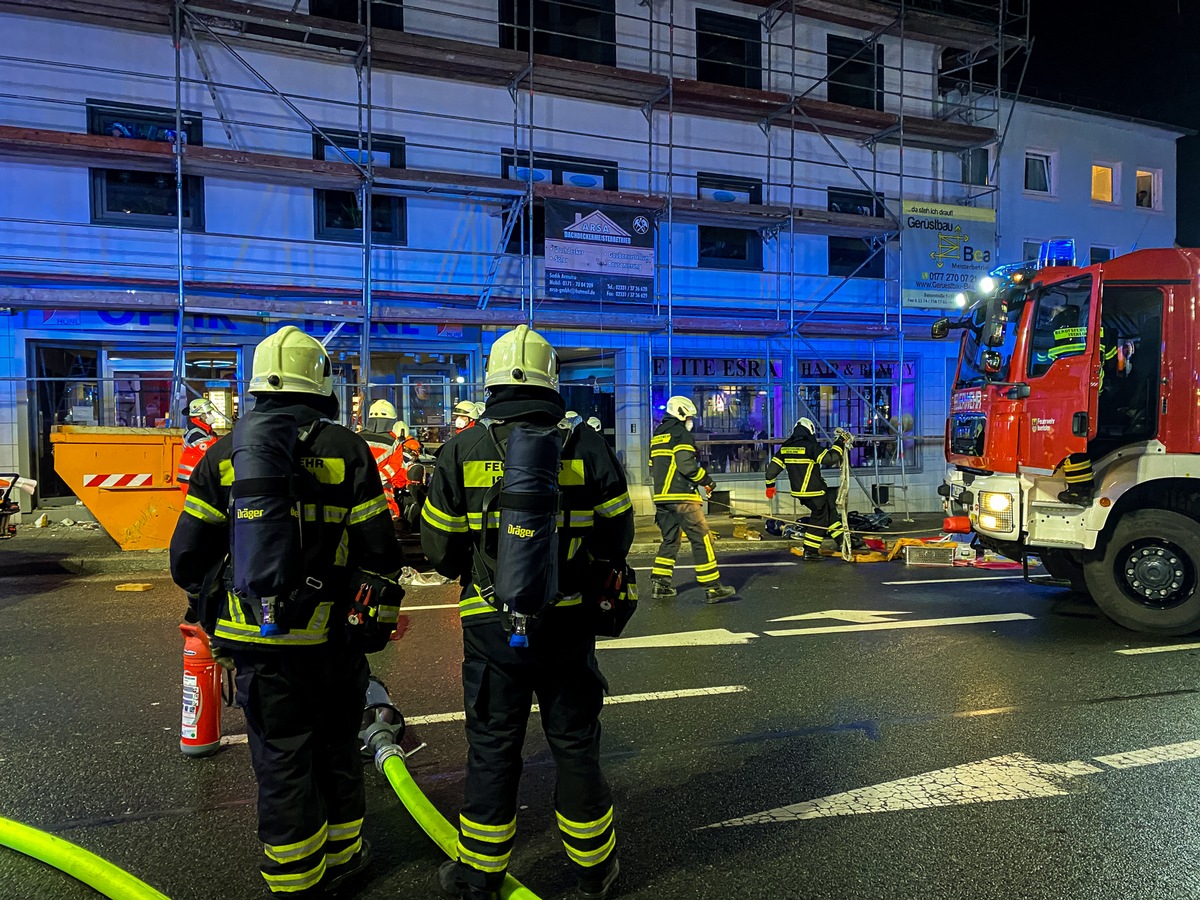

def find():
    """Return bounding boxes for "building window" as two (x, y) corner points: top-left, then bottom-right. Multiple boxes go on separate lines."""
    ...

(499, 0), (616, 67)
(962, 147), (989, 187)
(313, 131), (406, 245)
(1024, 151), (1052, 194)
(1091, 163), (1116, 204)
(1022, 240), (1041, 261)
(1090, 246), (1114, 265)
(309, 0), (403, 31)
(827, 35), (882, 111)
(695, 9), (762, 91)
(697, 174), (762, 271)
(1136, 168), (1161, 210)
(828, 188), (885, 278)
(500, 150), (619, 255)
(87, 101), (204, 231)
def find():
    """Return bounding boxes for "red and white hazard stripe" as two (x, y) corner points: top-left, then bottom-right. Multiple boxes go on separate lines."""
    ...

(82, 473), (153, 488)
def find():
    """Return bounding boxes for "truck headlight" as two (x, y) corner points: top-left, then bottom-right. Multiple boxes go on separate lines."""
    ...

(982, 491), (1012, 513)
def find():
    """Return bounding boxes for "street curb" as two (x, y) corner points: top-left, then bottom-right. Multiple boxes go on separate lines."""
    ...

(629, 538), (792, 556)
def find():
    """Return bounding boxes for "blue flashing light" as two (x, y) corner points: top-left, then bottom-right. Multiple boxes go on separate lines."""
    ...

(1038, 239), (1076, 269)
(988, 261), (1028, 279)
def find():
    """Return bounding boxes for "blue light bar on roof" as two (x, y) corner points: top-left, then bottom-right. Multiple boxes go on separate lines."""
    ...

(1038, 239), (1076, 269)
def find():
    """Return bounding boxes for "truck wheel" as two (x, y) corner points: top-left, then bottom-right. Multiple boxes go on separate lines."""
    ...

(1039, 549), (1088, 593)
(1084, 509), (1200, 635)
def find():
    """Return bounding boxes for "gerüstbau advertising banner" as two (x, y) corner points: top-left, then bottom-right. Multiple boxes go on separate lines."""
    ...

(544, 199), (655, 303)
(901, 201), (996, 310)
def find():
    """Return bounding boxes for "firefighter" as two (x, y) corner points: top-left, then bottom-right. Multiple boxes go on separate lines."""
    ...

(421, 325), (633, 900)
(765, 417), (852, 560)
(453, 399), (479, 434)
(649, 396), (736, 603)
(362, 399), (401, 517)
(169, 326), (400, 896)
(177, 398), (218, 490)
(380, 420), (422, 494)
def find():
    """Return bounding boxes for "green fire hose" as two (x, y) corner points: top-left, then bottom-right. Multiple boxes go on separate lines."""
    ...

(377, 746), (541, 900)
(0, 815), (171, 899)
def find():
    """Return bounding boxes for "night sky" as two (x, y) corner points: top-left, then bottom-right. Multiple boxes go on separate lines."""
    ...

(1011, 0), (1200, 243)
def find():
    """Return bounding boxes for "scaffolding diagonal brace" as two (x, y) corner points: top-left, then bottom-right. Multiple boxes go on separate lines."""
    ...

(478, 195), (528, 310)
(182, 16), (240, 150)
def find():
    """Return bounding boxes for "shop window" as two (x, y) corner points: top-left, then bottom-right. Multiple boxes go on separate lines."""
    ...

(30, 345), (100, 499)
(87, 101), (204, 231)
(499, 0), (616, 67)
(797, 372), (918, 472)
(1136, 168), (1161, 210)
(310, 0), (403, 31)
(827, 187), (885, 278)
(1090, 246), (1114, 265)
(1024, 150), (1053, 194)
(500, 150), (619, 256)
(827, 35), (882, 111)
(696, 8), (762, 91)
(697, 173), (762, 271)
(1091, 163), (1116, 204)
(962, 147), (989, 187)
(313, 130), (406, 246)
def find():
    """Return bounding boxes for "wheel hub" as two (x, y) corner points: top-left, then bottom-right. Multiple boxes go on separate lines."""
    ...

(1121, 541), (1191, 609)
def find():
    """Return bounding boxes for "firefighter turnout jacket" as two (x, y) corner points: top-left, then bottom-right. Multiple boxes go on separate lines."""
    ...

(170, 398), (401, 648)
(650, 418), (714, 503)
(765, 422), (844, 499)
(421, 396), (634, 621)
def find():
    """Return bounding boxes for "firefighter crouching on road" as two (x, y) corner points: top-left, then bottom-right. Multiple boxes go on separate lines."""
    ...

(421, 324), (634, 900)
(765, 417), (854, 560)
(363, 399), (402, 517)
(169, 326), (402, 896)
(177, 398), (219, 490)
(649, 396), (737, 603)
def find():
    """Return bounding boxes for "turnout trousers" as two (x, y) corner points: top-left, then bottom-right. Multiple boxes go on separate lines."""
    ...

(797, 490), (844, 553)
(232, 644), (370, 894)
(651, 501), (720, 585)
(452, 609), (616, 894)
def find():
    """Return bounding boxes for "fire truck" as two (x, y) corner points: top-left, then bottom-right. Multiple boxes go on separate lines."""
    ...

(936, 240), (1199, 635)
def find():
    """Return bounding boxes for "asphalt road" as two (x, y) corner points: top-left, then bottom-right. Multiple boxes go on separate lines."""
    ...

(3, 553), (1200, 900)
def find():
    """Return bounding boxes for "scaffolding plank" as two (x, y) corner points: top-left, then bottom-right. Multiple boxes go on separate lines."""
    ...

(0, 0), (168, 32)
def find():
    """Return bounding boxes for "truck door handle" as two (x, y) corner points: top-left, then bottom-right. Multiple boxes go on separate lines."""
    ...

(1072, 412), (1089, 437)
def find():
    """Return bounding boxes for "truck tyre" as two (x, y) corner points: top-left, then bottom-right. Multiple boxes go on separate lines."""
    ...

(1039, 549), (1088, 593)
(1084, 509), (1200, 635)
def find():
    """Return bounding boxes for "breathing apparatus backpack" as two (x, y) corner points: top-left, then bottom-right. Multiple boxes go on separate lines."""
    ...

(228, 411), (326, 636)
(473, 423), (562, 647)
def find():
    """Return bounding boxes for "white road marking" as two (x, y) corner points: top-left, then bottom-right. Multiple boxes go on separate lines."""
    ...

(1115, 642), (1200, 656)
(634, 562), (795, 571)
(765, 613), (1034, 637)
(596, 628), (759, 650)
(882, 575), (1026, 586)
(405, 685), (749, 726)
(770, 610), (911, 624)
(706, 736), (1200, 828)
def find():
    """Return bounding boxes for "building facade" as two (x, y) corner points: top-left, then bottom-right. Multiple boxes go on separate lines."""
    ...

(5, 0), (1166, 521)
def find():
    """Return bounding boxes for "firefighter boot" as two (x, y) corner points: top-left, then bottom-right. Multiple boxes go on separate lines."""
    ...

(1057, 486), (1094, 506)
(325, 839), (372, 896)
(704, 583), (737, 603)
(438, 861), (499, 900)
(651, 578), (677, 599)
(802, 548), (823, 561)
(579, 858), (621, 900)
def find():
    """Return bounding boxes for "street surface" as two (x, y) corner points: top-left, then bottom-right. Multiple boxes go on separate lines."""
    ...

(3, 552), (1200, 899)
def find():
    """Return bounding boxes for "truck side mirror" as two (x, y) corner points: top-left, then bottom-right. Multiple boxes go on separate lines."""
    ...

(982, 351), (1002, 374)
(1005, 383), (1031, 400)
(931, 318), (951, 339)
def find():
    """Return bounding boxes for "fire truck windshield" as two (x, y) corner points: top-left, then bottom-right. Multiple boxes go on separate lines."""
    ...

(955, 298), (1023, 388)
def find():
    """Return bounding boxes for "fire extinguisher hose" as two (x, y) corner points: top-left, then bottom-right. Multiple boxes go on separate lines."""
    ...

(379, 752), (541, 900)
(0, 814), (171, 899)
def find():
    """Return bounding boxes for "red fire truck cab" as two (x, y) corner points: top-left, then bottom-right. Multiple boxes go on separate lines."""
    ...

(937, 242), (1200, 635)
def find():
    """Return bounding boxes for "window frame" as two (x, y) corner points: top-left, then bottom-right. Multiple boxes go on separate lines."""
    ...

(961, 146), (989, 187)
(1090, 161), (1120, 206)
(826, 34), (883, 111)
(1023, 149), (1055, 196)
(696, 172), (763, 272)
(1021, 240), (1042, 262)
(309, 0), (404, 31)
(1089, 245), (1115, 265)
(827, 187), (886, 279)
(695, 8), (763, 91)
(500, 149), (619, 257)
(1135, 167), (1162, 211)
(312, 129), (407, 247)
(87, 100), (205, 232)
(498, 0), (617, 68)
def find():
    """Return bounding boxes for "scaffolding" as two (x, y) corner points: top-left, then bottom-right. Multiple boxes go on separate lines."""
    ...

(0, 0), (1029, 513)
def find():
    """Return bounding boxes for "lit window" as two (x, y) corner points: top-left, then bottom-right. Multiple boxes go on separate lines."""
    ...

(1136, 169), (1160, 210)
(1091, 164), (1114, 203)
(1025, 152), (1051, 193)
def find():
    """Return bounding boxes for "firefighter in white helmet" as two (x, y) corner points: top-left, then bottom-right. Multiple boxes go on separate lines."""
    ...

(422, 324), (631, 900)
(170, 325), (399, 895)
(362, 398), (401, 517)
(178, 398), (219, 490)
(649, 396), (736, 602)
(765, 416), (854, 560)
(452, 399), (478, 435)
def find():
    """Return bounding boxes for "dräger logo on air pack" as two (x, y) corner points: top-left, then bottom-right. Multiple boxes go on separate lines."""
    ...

(507, 524), (535, 539)
(237, 508), (265, 520)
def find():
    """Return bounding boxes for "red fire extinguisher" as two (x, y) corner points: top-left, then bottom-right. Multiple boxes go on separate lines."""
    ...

(180, 623), (223, 757)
